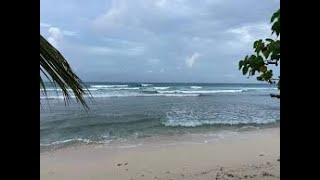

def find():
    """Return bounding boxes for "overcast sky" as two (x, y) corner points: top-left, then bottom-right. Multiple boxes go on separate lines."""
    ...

(40, 0), (280, 83)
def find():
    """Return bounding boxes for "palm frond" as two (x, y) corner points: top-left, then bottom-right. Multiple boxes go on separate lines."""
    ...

(40, 34), (90, 109)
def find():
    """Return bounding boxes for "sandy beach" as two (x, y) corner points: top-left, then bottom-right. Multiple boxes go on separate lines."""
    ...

(40, 0), (280, 178)
(41, 127), (280, 180)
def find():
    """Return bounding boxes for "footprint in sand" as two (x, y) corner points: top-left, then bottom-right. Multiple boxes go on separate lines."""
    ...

(226, 173), (234, 178)
(117, 162), (128, 167)
(262, 171), (275, 177)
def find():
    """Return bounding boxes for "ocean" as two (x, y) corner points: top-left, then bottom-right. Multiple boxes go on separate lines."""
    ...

(40, 82), (280, 151)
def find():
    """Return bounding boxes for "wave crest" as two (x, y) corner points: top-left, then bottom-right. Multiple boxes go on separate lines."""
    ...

(90, 85), (128, 88)
(154, 87), (170, 90)
(162, 119), (277, 127)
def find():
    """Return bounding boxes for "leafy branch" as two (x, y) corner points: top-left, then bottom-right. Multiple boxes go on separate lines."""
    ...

(238, 9), (280, 90)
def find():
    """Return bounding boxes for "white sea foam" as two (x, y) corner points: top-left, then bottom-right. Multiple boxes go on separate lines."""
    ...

(162, 119), (277, 127)
(141, 83), (153, 87)
(158, 89), (243, 94)
(40, 88), (73, 91)
(113, 87), (140, 90)
(242, 87), (278, 91)
(119, 143), (143, 149)
(88, 94), (199, 98)
(90, 85), (128, 88)
(190, 86), (202, 89)
(45, 138), (93, 146)
(40, 93), (200, 99)
(40, 85), (277, 100)
(154, 87), (170, 90)
(40, 88), (98, 91)
(40, 96), (64, 99)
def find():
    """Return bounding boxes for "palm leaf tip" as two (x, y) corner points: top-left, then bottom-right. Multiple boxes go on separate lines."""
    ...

(40, 34), (90, 109)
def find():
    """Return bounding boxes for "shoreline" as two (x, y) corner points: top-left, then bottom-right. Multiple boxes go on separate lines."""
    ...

(40, 122), (280, 153)
(41, 127), (280, 179)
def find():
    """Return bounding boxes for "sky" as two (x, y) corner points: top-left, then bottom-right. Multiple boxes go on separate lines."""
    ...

(40, 0), (280, 83)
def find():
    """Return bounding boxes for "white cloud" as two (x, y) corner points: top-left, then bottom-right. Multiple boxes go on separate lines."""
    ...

(47, 27), (63, 47)
(227, 22), (271, 44)
(48, 27), (63, 39)
(185, 52), (201, 68)
(86, 45), (145, 56)
(42, 23), (77, 36)
(45, 26), (77, 48)
(42, 25), (78, 48)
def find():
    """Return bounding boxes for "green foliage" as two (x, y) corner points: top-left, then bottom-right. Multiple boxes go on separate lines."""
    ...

(238, 9), (280, 90)
(40, 34), (89, 109)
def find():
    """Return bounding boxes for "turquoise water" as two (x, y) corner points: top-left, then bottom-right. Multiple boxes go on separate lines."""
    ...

(40, 83), (280, 150)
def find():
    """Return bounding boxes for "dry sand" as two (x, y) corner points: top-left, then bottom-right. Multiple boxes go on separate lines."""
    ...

(41, 128), (280, 180)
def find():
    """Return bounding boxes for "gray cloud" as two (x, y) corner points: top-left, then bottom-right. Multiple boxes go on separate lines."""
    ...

(40, 0), (280, 82)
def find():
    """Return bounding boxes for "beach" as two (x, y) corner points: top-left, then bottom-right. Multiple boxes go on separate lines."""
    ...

(41, 127), (280, 180)
(41, 83), (280, 179)
(40, 0), (281, 178)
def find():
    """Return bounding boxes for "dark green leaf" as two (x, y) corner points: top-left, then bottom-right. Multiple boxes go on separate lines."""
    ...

(259, 66), (267, 73)
(272, 21), (280, 36)
(242, 66), (249, 75)
(266, 38), (274, 43)
(271, 9), (280, 22)
(271, 54), (280, 60)
(239, 60), (244, 70)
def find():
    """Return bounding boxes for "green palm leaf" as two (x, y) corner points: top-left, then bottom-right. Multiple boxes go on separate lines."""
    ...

(40, 34), (89, 109)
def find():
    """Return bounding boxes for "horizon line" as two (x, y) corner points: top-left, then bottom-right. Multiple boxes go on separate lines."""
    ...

(42, 81), (271, 85)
